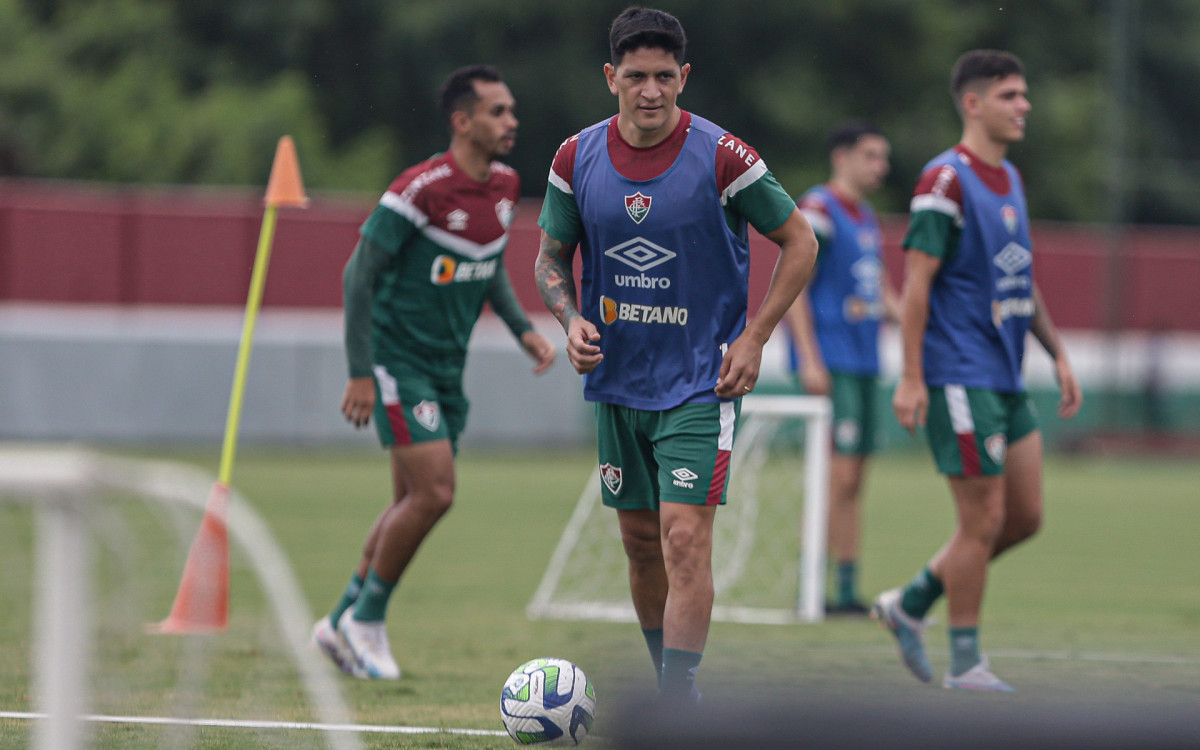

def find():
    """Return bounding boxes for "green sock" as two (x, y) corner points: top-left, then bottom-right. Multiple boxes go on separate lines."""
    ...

(329, 572), (363, 627)
(900, 566), (944, 619)
(660, 648), (702, 700)
(949, 626), (981, 676)
(836, 560), (858, 605)
(641, 628), (664, 684)
(352, 568), (396, 622)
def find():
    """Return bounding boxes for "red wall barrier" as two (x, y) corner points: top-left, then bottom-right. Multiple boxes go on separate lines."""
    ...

(1, 180), (1196, 331)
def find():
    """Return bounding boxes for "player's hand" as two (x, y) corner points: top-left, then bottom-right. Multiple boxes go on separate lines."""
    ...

(521, 330), (557, 375)
(715, 335), (762, 399)
(1055, 356), (1083, 419)
(341, 377), (375, 428)
(893, 376), (928, 434)
(565, 317), (603, 375)
(800, 360), (831, 396)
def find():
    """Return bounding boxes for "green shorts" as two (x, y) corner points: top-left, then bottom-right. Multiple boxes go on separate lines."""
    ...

(822, 372), (879, 455)
(925, 385), (1038, 477)
(595, 400), (740, 510)
(371, 359), (468, 451)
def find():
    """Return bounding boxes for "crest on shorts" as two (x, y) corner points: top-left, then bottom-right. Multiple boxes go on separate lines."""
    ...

(985, 433), (1007, 464)
(1001, 204), (1018, 234)
(600, 462), (623, 495)
(835, 419), (861, 451)
(412, 400), (440, 432)
(625, 192), (652, 224)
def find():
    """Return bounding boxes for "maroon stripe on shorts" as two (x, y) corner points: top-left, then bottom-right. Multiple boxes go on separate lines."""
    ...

(957, 432), (981, 476)
(706, 449), (730, 505)
(386, 402), (413, 446)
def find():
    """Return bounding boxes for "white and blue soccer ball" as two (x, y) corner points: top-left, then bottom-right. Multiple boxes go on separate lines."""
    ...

(500, 657), (596, 745)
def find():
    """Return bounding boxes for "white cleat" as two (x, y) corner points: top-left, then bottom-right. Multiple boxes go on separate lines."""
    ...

(871, 588), (933, 683)
(338, 611), (401, 680)
(311, 615), (366, 678)
(942, 656), (1015, 692)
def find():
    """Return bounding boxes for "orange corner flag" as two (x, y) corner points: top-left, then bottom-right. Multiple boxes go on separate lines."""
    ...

(264, 135), (309, 208)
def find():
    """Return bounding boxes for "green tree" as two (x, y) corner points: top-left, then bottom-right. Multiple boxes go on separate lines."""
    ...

(0, 0), (395, 188)
(1, 0), (1197, 224)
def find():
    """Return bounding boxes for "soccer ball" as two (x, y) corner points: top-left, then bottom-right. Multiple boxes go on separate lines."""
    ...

(500, 657), (596, 745)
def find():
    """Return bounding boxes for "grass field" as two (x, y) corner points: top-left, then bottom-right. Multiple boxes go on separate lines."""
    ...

(1, 445), (1198, 748)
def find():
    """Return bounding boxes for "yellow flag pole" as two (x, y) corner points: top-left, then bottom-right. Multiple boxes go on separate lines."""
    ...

(151, 136), (308, 634)
(220, 134), (310, 485)
(218, 204), (277, 485)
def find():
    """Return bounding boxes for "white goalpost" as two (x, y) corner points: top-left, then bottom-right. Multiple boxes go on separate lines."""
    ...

(527, 394), (832, 625)
(0, 445), (362, 750)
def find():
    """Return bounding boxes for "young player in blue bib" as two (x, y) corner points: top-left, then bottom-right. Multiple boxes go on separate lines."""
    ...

(873, 50), (1082, 692)
(785, 121), (899, 615)
(535, 7), (816, 704)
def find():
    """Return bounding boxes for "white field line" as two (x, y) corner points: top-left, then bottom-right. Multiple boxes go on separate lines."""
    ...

(991, 648), (1200, 665)
(1, 650), (1196, 737)
(0, 711), (507, 737)
(793, 643), (1200, 666)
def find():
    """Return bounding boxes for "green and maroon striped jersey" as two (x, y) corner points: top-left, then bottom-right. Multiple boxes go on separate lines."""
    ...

(356, 152), (520, 374)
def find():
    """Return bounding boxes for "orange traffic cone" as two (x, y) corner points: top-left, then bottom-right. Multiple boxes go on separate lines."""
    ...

(264, 135), (309, 208)
(148, 483), (230, 634)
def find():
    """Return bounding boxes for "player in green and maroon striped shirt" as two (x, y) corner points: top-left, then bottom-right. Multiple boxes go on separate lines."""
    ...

(311, 65), (556, 680)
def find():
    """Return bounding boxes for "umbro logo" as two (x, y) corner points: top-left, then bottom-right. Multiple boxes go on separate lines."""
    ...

(850, 256), (882, 292)
(671, 467), (698, 489)
(604, 237), (676, 272)
(993, 243), (1032, 276)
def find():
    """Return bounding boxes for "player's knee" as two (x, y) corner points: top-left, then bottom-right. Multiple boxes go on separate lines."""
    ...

(620, 529), (662, 568)
(661, 523), (711, 572)
(1009, 507), (1042, 543)
(964, 505), (1006, 546)
(413, 481), (455, 518)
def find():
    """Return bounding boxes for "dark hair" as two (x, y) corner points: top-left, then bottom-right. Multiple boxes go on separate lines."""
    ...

(438, 64), (504, 121)
(609, 6), (686, 66)
(827, 120), (882, 154)
(950, 49), (1024, 102)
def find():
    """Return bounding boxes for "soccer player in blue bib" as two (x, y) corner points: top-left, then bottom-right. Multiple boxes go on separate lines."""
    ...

(784, 121), (899, 615)
(534, 7), (817, 703)
(872, 50), (1082, 692)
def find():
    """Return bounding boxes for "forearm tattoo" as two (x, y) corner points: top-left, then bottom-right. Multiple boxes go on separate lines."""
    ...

(534, 234), (580, 329)
(1029, 286), (1060, 360)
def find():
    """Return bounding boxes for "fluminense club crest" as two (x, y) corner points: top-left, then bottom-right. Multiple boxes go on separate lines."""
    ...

(600, 462), (623, 495)
(412, 400), (440, 431)
(985, 433), (1007, 464)
(625, 192), (652, 224)
(495, 197), (515, 228)
(1001, 204), (1018, 234)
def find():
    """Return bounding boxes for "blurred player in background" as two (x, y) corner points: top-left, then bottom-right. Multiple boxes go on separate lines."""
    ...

(874, 50), (1082, 691)
(312, 64), (555, 679)
(783, 120), (899, 615)
(534, 7), (816, 703)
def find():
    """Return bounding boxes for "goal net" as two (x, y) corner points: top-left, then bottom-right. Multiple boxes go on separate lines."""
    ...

(0, 444), (361, 750)
(527, 395), (831, 625)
